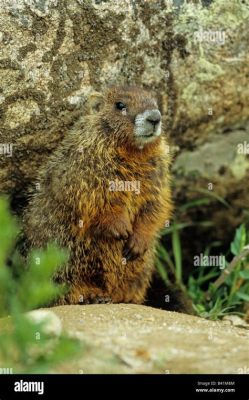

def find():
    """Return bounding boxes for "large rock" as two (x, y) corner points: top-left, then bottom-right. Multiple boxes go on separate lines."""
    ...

(48, 304), (249, 374)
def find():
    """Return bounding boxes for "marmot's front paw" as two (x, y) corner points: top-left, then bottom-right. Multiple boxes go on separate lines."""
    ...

(108, 218), (133, 240)
(94, 216), (132, 240)
(122, 233), (149, 261)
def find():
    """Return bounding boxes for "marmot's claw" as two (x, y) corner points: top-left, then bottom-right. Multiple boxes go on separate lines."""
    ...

(123, 245), (140, 262)
(111, 221), (132, 240)
(79, 297), (112, 305)
(91, 297), (112, 304)
(95, 222), (131, 240)
(123, 234), (148, 261)
(112, 229), (129, 240)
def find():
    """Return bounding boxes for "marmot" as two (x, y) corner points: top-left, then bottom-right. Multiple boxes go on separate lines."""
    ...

(23, 85), (173, 305)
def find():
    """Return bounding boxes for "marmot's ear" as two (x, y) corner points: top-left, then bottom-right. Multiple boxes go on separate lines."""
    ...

(85, 91), (104, 114)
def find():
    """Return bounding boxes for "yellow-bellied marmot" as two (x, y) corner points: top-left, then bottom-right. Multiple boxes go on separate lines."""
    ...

(23, 85), (173, 305)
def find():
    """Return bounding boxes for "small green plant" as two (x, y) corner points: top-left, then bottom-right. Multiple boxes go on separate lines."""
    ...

(189, 224), (249, 319)
(157, 197), (249, 320)
(0, 196), (80, 373)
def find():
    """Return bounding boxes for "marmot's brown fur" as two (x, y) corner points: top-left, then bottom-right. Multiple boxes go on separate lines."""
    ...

(23, 86), (173, 305)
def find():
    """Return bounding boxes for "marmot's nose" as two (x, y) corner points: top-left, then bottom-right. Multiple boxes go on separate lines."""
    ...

(146, 109), (161, 127)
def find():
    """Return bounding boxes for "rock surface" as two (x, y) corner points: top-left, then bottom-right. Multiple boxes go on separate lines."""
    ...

(47, 304), (249, 374)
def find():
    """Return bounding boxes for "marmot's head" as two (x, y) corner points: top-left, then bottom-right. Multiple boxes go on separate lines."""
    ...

(98, 86), (162, 149)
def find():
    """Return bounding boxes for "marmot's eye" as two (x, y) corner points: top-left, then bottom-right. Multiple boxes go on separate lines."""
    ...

(115, 102), (126, 111)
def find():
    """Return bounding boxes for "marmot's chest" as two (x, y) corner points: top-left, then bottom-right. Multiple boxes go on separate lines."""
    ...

(110, 158), (167, 213)
(115, 157), (167, 192)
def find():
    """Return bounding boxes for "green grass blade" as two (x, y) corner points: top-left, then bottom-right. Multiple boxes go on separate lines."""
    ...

(172, 223), (182, 284)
